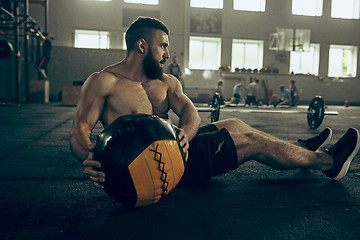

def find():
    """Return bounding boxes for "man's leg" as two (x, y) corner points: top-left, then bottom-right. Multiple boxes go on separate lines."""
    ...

(212, 119), (359, 178)
(213, 118), (330, 150)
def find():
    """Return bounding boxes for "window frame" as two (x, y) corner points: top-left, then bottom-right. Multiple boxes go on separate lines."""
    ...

(331, 0), (360, 19)
(328, 44), (358, 77)
(74, 30), (110, 49)
(190, 0), (223, 9)
(289, 43), (320, 75)
(123, 0), (159, 5)
(291, 0), (323, 16)
(231, 39), (264, 71)
(233, 0), (266, 12)
(188, 36), (222, 70)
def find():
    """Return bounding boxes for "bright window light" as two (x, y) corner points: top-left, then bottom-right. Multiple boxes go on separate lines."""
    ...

(233, 0), (266, 12)
(124, 0), (159, 5)
(292, 0), (323, 16)
(331, 0), (360, 19)
(289, 44), (320, 75)
(190, 0), (223, 9)
(122, 32), (127, 50)
(328, 45), (358, 77)
(189, 36), (221, 70)
(231, 39), (263, 71)
(75, 30), (110, 49)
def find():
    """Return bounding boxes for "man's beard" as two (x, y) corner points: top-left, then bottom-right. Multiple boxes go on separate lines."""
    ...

(143, 49), (163, 80)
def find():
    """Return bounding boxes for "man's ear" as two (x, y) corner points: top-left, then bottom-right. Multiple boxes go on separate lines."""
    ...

(137, 39), (147, 54)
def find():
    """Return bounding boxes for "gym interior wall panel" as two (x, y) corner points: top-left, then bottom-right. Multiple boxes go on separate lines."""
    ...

(0, 56), (15, 101)
(47, 46), (126, 101)
(25, 0), (359, 104)
(122, 8), (160, 27)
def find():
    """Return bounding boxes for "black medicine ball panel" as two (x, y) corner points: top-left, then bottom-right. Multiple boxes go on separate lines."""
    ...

(105, 166), (137, 206)
(94, 114), (177, 167)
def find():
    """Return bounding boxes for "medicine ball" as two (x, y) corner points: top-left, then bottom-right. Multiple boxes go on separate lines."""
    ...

(94, 114), (186, 207)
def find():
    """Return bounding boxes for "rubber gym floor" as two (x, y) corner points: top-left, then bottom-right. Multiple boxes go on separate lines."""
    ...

(1, 103), (360, 240)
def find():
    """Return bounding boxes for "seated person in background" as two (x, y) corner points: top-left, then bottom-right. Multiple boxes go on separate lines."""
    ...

(215, 80), (225, 105)
(230, 83), (243, 104)
(275, 84), (291, 107)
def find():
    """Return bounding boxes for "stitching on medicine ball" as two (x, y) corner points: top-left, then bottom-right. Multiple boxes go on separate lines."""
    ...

(149, 143), (168, 197)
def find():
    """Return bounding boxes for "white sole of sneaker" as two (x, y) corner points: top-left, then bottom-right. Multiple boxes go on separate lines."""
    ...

(334, 128), (360, 180)
(316, 127), (333, 152)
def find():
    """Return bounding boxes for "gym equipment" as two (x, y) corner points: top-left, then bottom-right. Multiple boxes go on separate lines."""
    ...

(307, 96), (325, 129)
(93, 114), (186, 207)
(221, 96), (337, 129)
(0, 40), (13, 59)
(197, 93), (221, 122)
(306, 96), (339, 129)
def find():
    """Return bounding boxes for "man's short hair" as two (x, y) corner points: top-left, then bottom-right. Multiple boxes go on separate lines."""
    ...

(125, 17), (169, 54)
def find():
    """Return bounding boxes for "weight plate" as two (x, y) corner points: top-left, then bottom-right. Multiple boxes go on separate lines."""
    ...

(210, 93), (221, 122)
(0, 40), (13, 59)
(307, 96), (325, 129)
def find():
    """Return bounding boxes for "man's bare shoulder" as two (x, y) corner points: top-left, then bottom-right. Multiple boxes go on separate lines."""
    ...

(162, 73), (181, 89)
(82, 70), (121, 98)
(89, 70), (118, 82)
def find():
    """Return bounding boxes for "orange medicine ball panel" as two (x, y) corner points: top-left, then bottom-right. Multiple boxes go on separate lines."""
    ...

(129, 140), (185, 207)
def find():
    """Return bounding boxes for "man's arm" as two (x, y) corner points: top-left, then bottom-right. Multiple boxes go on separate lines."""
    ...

(166, 74), (201, 141)
(70, 72), (109, 162)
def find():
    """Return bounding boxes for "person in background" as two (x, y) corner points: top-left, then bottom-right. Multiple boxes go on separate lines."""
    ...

(275, 84), (291, 107)
(168, 55), (183, 88)
(245, 79), (259, 106)
(230, 82), (243, 104)
(37, 32), (52, 79)
(215, 80), (225, 105)
(289, 80), (299, 107)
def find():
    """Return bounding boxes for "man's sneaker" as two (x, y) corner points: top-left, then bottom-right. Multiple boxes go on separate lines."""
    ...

(323, 128), (360, 180)
(298, 127), (332, 152)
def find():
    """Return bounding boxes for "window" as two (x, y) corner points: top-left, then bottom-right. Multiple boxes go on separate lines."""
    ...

(231, 39), (263, 71)
(292, 0), (323, 16)
(124, 0), (159, 5)
(233, 0), (266, 12)
(122, 32), (127, 50)
(289, 44), (320, 75)
(331, 0), (360, 19)
(190, 0), (223, 9)
(328, 45), (358, 77)
(189, 36), (221, 70)
(75, 30), (109, 49)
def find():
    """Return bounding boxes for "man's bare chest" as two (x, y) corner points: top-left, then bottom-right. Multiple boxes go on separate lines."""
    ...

(107, 81), (168, 114)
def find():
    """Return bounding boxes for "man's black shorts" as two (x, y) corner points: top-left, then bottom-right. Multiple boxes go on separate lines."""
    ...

(178, 124), (238, 187)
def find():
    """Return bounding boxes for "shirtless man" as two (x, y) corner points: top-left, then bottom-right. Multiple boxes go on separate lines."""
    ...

(70, 17), (360, 190)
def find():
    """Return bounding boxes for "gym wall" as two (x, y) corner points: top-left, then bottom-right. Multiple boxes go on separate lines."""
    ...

(23, 0), (360, 104)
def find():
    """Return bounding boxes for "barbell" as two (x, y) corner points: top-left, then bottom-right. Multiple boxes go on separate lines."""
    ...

(307, 96), (325, 129)
(198, 95), (336, 129)
(197, 93), (221, 122)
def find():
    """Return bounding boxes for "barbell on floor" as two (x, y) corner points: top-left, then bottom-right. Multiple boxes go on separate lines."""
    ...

(306, 96), (338, 130)
(197, 95), (337, 129)
(196, 93), (221, 123)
